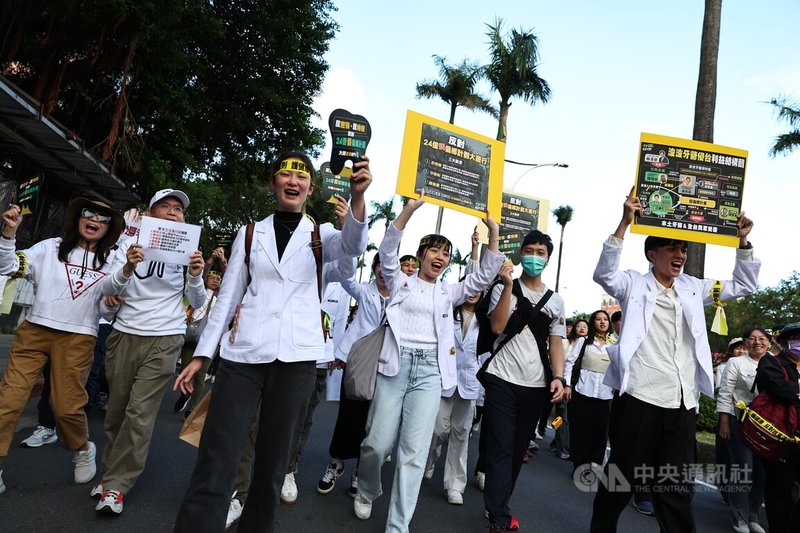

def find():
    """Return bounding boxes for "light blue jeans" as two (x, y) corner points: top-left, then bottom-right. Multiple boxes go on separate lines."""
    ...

(358, 347), (441, 533)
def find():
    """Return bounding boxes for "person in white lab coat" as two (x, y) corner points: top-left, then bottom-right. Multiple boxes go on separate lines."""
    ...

(173, 150), (372, 533)
(589, 188), (760, 532)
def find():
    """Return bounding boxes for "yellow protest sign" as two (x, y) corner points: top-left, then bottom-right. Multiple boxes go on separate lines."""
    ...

(631, 132), (748, 247)
(396, 110), (504, 219)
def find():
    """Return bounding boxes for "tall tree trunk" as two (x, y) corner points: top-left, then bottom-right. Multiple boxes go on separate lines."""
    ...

(102, 36), (138, 162)
(555, 225), (565, 292)
(685, 0), (722, 279)
(496, 101), (510, 142)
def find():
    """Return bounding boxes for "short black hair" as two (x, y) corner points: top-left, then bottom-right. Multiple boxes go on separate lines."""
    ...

(521, 230), (554, 257)
(611, 311), (622, 322)
(644, 236), (687, 262)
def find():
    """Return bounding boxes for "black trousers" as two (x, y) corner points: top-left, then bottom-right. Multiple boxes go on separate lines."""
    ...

(328, 366), (371, 460)
(590, 393), (696, 533)
(174, 358), (316, 533)
(763, 447), (800, 533)
(482, 373), (546, 528)
(569, 390), (611, 472)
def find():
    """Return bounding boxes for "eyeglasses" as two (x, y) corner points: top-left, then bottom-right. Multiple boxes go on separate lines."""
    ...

(746, 336), (770, 344)
(81, 208), (111, 224)
(154, 202), (184, 214)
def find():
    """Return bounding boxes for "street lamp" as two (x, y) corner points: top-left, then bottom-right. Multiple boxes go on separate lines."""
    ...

(505, 161), (569, 190)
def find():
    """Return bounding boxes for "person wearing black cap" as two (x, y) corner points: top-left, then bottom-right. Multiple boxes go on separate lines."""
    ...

(0, 197), (123, 495)
(590, 189), (760, 532)
(756, 322), (800, 533)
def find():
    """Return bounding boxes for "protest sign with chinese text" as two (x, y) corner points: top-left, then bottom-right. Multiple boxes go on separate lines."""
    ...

(139, 216), (201, 266)
(631, 132), (747, 247)
(397, 110), (504, 219)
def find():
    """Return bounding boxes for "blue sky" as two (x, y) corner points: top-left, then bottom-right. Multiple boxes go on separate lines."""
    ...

(312, 0), (800, 317)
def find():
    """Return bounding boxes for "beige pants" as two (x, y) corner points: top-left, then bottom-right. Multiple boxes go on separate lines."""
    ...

(101, 330), (183, 493)
(0, 321), (95, 457)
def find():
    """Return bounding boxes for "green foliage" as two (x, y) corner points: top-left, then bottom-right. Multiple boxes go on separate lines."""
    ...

(0, 0), (337, 205)
(768, 96), (800, 157)
(696, 395), (718, 433)
(484, 18), (551, 141)
(705, 271), (800, 353)
(415, 55), (497, 124)
(570, 311), (591, 323)
(368, 197), (398, 230)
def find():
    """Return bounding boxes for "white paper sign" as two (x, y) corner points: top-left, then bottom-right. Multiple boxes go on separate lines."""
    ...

(138, 216), (201, 266)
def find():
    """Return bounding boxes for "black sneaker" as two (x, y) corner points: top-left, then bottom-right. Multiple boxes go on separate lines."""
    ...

(348, 471), (358, 498)
(173, 393), (190, 413)
(317, 461), (344, 494)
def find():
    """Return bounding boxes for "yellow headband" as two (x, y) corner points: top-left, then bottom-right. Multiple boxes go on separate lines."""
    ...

(276, 158), (311, 179)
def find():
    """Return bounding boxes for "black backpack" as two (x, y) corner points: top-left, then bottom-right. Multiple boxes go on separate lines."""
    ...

(474, 279), (554, 383)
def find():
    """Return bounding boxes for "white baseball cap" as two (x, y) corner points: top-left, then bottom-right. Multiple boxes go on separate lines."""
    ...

(149, 188), (190, 209)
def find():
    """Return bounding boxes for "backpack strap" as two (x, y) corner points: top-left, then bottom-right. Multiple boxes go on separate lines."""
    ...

(244, 222), (255, 285)
(310, 223), (328, 341)
(570, 337), (591, 388)
(478, 281), (553, 379)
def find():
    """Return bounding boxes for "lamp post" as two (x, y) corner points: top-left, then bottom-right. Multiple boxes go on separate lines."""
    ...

(433, 161), (568, 234)
(506, 160), (569, 190)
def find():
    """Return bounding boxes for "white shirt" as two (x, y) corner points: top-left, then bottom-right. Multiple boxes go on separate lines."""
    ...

(626, 281), (698, 409)
(486, 281), (566, 388)
(397, 278), (437, 349)
(564, 336), (614, 400)
(716, 355), (760, 415)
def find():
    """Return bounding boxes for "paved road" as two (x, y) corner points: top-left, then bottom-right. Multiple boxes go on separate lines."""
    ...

(0, 335), (742, 532)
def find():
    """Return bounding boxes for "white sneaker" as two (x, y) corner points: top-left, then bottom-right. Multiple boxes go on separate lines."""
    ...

(354, 494), (372, 520)
(474, 471), (485, 491)
(748, 521), (766, 533)
(424, 466), (434, 480)
(446, 489), (463, 505)
(0, 470), (6, 495)
(280, 472), (298, 504)
(90, 480), (104, 498)
(95, 489), (124, 514)
(732, 518), (749, 533)
(20, 425), (57, 448)
(225, 498), (243, 530)
(73, 441), (97, 484)
(385, 453), (392, 463)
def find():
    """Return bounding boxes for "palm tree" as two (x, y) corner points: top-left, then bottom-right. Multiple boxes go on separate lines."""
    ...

(416, 55), (498, 232)
(368, 197), (397, 230)
(552, 205), (574, 293)
(484, 18), (552, 143)
(449, 248), (469, 279)
(686, 0), (722, 279)
(416, 55), (498, 125)
(358, 242), (378, 283)
(768, 96), (800, 156)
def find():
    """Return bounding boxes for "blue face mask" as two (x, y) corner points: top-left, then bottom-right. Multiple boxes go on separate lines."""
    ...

(521, 255), (546, 277)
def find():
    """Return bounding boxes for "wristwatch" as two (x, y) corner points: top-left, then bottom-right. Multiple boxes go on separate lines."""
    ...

(552, 376), (567, 386)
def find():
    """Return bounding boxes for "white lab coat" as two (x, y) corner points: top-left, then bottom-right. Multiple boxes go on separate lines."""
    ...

(194, 209), (367, 363)
(377, 223), (504, 391)
(593, 236), (760, 398)
(443, 310), (481, 400)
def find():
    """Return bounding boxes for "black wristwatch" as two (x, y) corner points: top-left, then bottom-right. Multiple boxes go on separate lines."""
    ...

(552, 376), (567, 386)
(738, 241), (752, 250)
